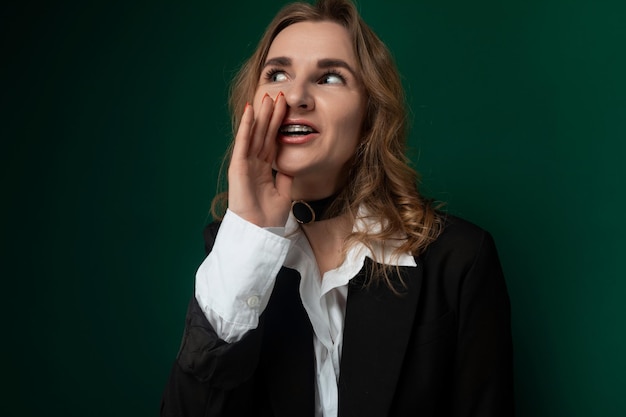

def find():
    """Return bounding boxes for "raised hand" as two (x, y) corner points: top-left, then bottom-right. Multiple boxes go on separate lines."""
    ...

(227, 92), (293, 227)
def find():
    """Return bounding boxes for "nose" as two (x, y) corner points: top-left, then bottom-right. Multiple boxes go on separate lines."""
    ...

(283, 80), (314, 111)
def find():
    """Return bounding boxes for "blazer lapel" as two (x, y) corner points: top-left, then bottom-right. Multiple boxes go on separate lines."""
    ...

(338, 261), (423, 417)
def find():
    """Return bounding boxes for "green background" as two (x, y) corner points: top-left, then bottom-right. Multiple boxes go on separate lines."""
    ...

(3, 0), (625, 415)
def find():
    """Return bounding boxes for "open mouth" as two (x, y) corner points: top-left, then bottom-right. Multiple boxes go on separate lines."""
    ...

(279, 124), (318, 136)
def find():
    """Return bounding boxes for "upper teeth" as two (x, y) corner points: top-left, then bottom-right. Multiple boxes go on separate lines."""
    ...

(281, 124), (314, 134)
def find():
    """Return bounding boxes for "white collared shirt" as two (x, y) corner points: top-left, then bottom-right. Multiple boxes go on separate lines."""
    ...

(195, 209), (416, 417)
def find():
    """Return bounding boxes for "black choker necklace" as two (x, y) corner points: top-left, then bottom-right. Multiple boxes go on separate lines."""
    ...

(291, 193), (339, 224)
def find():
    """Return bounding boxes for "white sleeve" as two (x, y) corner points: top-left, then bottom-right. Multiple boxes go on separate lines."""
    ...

(195, 209), (291, 343)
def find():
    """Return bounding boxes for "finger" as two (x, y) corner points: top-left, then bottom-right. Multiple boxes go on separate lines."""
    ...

(249, 93), (274, 157)
(231, 102), (254, 161)
(259, 91), (286, 163)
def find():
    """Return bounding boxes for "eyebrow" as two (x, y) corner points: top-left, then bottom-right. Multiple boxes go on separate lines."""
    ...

(263, 56), (359, 78)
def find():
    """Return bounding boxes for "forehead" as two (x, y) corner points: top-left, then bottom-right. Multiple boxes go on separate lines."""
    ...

(267, 21), (356, 65)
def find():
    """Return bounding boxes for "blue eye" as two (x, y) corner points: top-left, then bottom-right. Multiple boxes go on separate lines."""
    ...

(272, 72), (288, 82)
(265, 69), (288, 82)
(320, 72), (345, 85)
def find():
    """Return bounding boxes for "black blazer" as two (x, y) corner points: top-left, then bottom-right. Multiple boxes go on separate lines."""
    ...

(161, 215), (514, 417)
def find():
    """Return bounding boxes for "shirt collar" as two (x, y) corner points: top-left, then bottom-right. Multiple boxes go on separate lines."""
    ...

(283, 208), (416, 291)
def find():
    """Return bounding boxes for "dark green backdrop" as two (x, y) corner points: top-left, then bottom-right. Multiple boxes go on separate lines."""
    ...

(3, 0), (625, 416)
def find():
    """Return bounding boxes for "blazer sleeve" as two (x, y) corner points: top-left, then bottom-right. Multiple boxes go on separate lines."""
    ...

(160, 222), (268, 417)
(451, 228), (515, 417)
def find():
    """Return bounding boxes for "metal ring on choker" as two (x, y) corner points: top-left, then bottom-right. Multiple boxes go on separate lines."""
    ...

(291, 193), (339, 224)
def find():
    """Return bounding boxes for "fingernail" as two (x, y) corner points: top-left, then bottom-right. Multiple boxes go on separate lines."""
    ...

(243, 102), (250, 114)
(277, 91), (284, 99)
(263, 93), (270, 101)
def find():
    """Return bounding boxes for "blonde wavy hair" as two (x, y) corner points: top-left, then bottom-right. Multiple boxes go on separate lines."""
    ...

(212, 0), (443, 286)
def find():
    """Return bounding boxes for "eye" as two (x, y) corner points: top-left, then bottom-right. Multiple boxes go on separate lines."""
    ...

(264, 69), (288, 83)
(319, 71), (346, 85)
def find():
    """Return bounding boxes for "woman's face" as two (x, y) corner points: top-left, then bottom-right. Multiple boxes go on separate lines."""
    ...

(253, 20), (366, 199)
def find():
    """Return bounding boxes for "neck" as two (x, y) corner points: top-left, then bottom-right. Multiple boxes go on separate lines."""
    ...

(290, 175), (346, 201)
(301, 212), (354, 275)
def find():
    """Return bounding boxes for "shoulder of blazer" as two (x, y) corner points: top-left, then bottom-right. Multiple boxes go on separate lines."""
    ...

(419, 214), (497, 269)
(414, 213), (504, 320)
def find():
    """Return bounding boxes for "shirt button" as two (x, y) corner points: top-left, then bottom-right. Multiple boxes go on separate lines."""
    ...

(246, 295), (260, 308)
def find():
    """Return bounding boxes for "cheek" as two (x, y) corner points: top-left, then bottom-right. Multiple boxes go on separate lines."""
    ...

(337, 108), (365, 145)
(252, 89), (265, 109)
(253, 87), (283, 109)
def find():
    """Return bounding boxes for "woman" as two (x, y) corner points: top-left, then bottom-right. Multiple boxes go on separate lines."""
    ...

(161, 0), (514, 416)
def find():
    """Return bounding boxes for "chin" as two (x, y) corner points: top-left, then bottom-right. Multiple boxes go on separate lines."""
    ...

(273, 165), (301, 179)
(273, 155), (308, 178)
